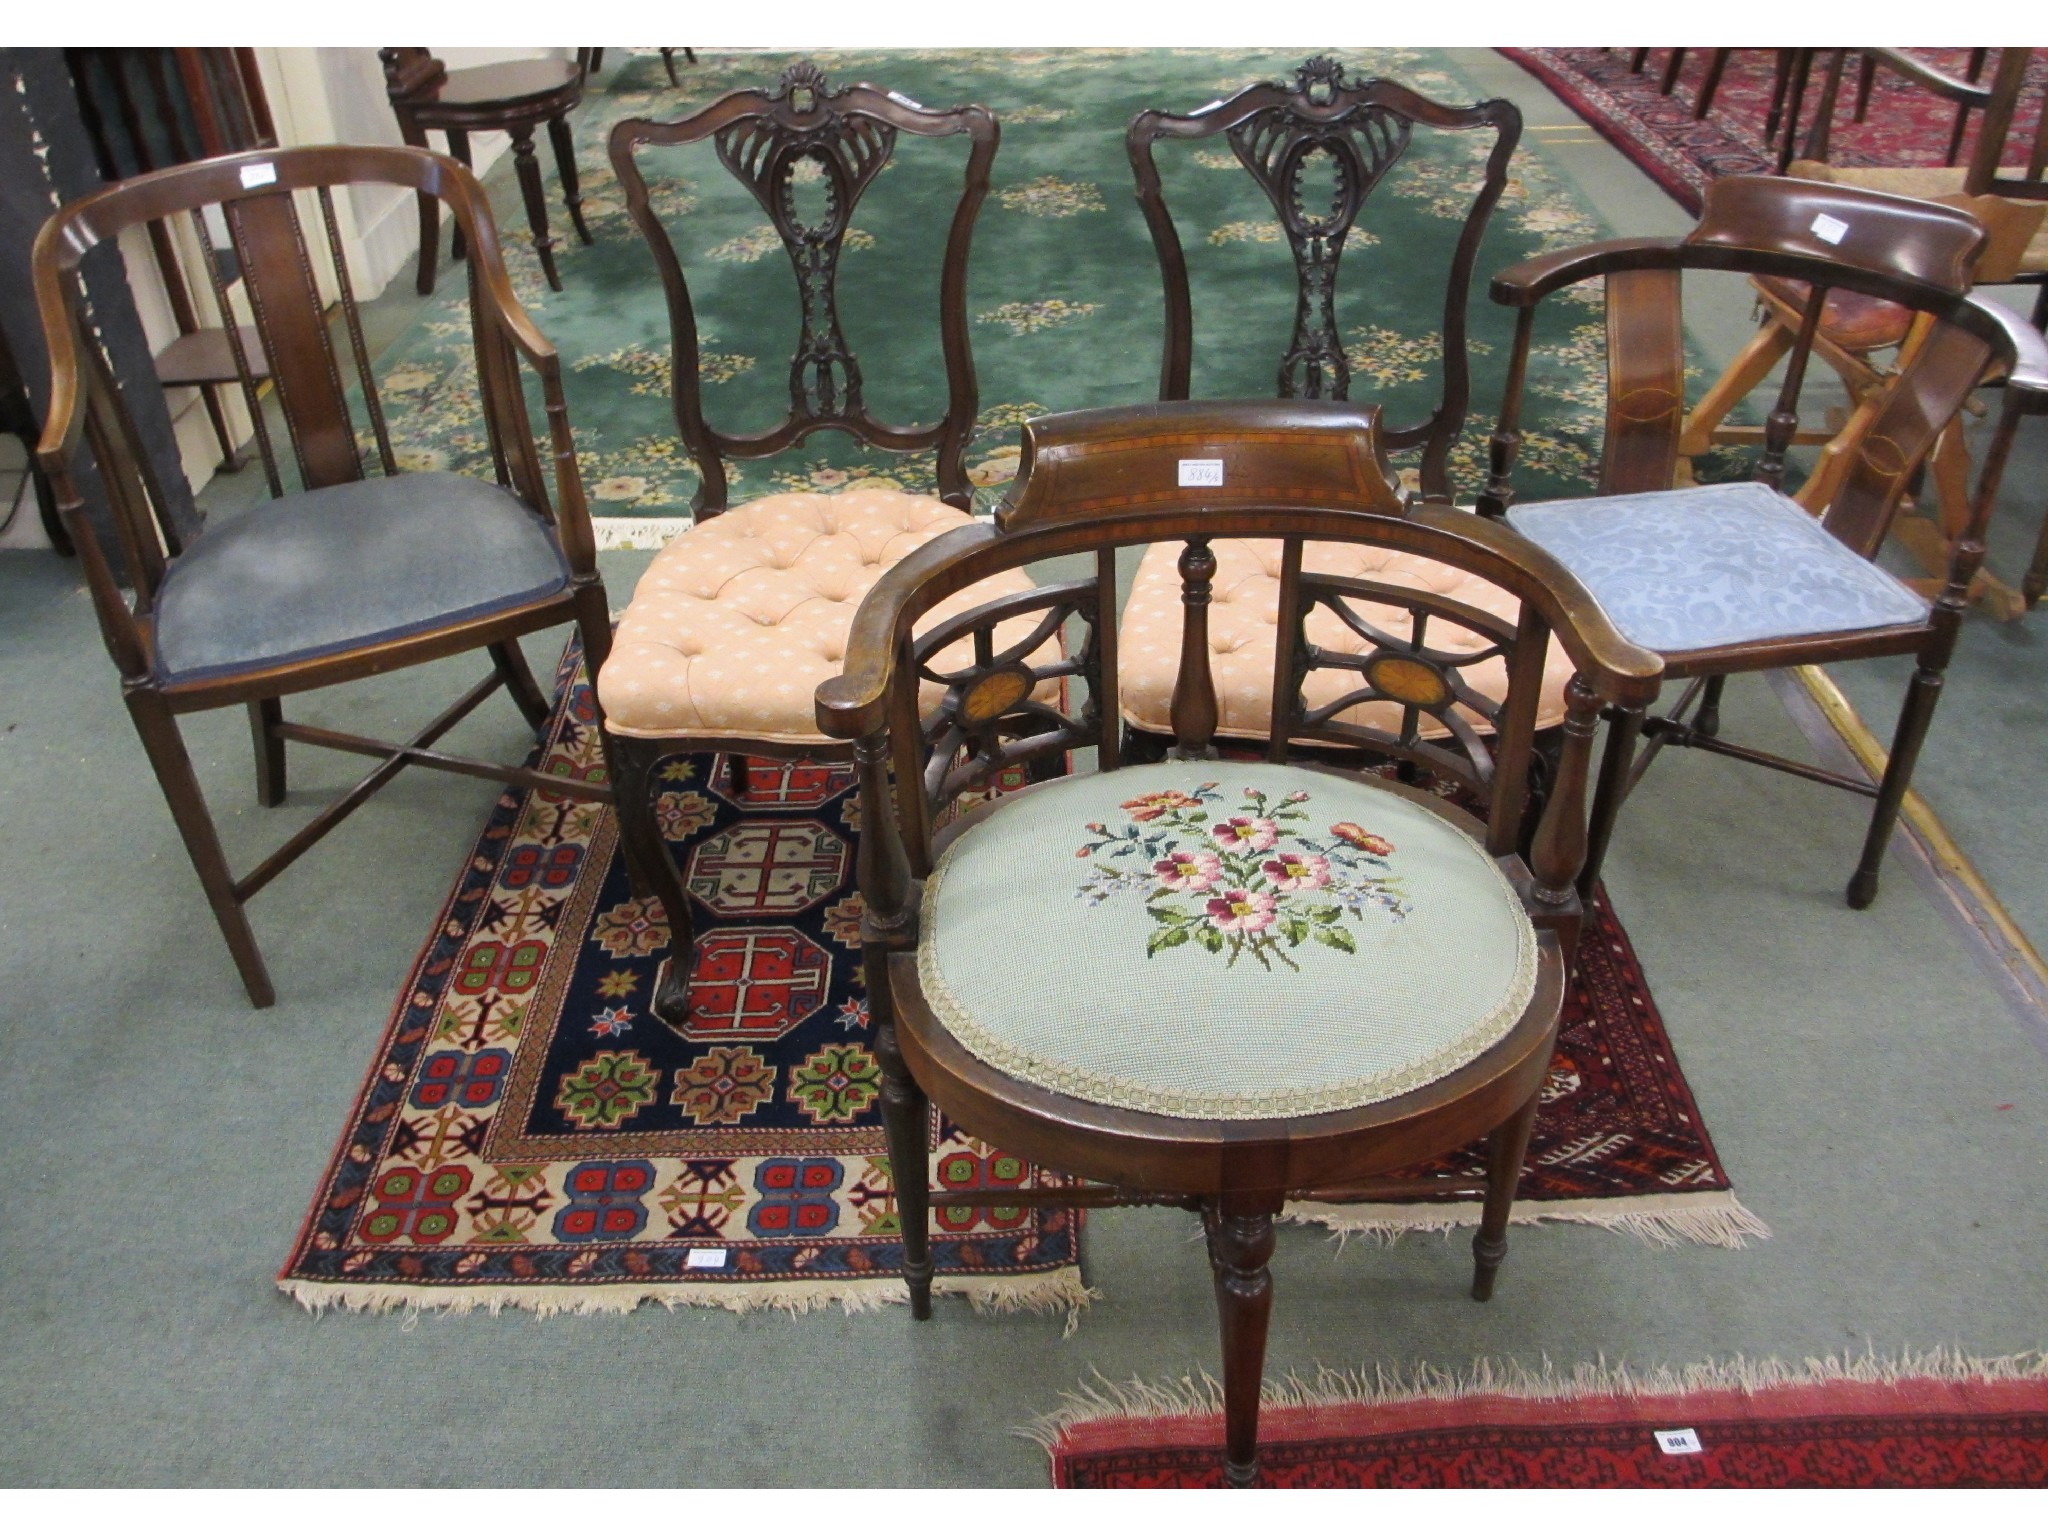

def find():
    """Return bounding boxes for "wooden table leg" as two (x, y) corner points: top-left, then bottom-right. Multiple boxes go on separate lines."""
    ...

(548, 113), (593, 246)
(509, 124), (563, 291)
(446, 129), (472, 266)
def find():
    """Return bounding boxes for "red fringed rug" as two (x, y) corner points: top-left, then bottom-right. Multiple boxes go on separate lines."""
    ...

(1501, 48), (2048, 216)
(1038, 1354), (2048, 1487)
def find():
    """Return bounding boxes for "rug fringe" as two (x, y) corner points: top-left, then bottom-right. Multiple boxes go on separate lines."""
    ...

(1286, 1189), (1771, 1250)
(279, 1265), (1094, 1327)
(1016, 1345), (2048, 1450)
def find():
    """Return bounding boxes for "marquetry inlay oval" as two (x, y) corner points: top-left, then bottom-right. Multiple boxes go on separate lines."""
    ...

(1859, 432), (1911, 479)
(959, 667), (1033, 722)
(1613, 386), (1682, 424)
(1366, 655), (1451, 709)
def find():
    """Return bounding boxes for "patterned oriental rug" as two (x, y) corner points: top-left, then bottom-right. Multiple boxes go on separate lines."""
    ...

(1036, 1351), (2048, 1487)
(280, 649), (1760, 1316)
(1501, 48), (2048, 217)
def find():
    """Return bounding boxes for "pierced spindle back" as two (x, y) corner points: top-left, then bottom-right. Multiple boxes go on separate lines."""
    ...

(610, 62), (999, 516)
(1129, 56), (1521, 499)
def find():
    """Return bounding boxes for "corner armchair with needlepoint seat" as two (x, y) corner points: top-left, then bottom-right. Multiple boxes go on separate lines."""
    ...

(816, 397), (1663, 1486)
(598, 63), (1048, 1027)
(32, 144), (616, 1006)
(1119, 57), (1577, 765)
(1476, 173), (2048, 909)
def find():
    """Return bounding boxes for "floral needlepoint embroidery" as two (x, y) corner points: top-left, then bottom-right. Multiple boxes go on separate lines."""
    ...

(1077, 784), (1409, 970)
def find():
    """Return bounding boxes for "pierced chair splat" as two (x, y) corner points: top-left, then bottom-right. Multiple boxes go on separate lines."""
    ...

(598, 62), (1041, 1026)
(1477, 173), (2048, 909)
(31, 144), (617, 1006)
(1121, 58), (1554, 762)
(816, 398), (1664, 1488)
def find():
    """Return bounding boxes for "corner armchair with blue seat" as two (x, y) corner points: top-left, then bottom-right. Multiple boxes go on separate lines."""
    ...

(33, 144), (617, 1006)
(1476, 173), (2048, 907)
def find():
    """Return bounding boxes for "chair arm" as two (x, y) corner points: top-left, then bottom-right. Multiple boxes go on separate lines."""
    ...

(1488, 236), (1683, 307)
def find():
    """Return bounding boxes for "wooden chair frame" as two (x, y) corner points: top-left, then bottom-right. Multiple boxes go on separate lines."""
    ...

(603, 62), (998, 1022)
(1476, 175), (2048, 908)
(1129, 54), (1521, 502)
(815, 398), (1663, 1486)
(32, 144), (616, 1006)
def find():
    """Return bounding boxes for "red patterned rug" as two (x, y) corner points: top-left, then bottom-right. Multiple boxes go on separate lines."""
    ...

(280, 646), (1757, 1317)
(1502, 48), (2048, 215)
(1038, 1353), (2048, 1487)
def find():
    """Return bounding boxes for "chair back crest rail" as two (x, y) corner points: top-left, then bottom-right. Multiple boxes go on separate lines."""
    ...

(33, 143), (589, 677)
(608, 62), (998, 515)
(815, 403), (1662, 932)
(1128, 56), (1520, 499)
(1474, 174), (2026, 560)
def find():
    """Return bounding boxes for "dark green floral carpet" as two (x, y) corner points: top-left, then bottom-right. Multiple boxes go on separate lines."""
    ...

(376, 46), (1642, 542)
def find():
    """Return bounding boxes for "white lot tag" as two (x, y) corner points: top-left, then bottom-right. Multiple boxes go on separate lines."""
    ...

(239, 161), (278, 189)
(684, 1247), (728, 1269)
(1654, 1428), (1703, 1455)
(1810, 213), (1849, 245)
(886, 90), (926, 111)
(1178, 458), (1225, 488)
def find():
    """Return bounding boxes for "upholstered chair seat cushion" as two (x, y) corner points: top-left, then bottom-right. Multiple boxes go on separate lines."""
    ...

(918, 762), (1536, 1120)
(1507, 481), (1928, 655)
(152, 470), (571, 683)
(600, 487), (1044, 742)
(1118, 537), (1577, 743)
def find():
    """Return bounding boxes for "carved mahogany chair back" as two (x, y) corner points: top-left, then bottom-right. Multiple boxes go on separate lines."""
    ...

(33, 144), (613, 1006)
(1128, 56), (1521, 500)
(609, 62), (998, 515)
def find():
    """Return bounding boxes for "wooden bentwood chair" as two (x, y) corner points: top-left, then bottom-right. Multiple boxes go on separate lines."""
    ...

(32, 145), (616, 1006)
(817, 399), (1664, 1487)
(1118, 59), (1577, 765)
(598, 64), (1041, 1025)
(1476, 174), (2048, 909)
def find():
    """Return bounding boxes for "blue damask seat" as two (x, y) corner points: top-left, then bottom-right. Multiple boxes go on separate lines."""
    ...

(1506, 481), (1927, 654)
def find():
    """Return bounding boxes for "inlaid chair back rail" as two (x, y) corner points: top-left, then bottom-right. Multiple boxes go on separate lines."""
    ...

(1477, 174), (1995, 531)
(609, 62), (998, 515)
(31, 142), (616, 1008)
(816, 449), (1663, 923)
(1129, 55), (1521, 500)
(34, 143), (595, 683)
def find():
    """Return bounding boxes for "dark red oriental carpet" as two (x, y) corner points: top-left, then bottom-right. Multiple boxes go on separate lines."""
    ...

(1040, 1360), (2048, 1487)
(1501, 48), (2048, 216)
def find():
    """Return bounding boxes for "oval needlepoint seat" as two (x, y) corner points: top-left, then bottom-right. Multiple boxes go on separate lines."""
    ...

(917, 762), (1537, 1120)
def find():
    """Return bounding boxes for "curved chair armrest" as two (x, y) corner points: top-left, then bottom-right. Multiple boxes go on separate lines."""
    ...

(1973, 293), (2048, 406)
(1489, 236), (1682, 307)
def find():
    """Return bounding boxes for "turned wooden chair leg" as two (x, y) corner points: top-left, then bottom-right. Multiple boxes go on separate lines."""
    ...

(248, 697), (286, 807)
(129, 694), (275, 1008)
(605, 731), (698, 1020)
(508, 124), (563, 291)
(2025, 503), (2048, 607)
(547, 113), (593, 247)
(1577, 705), (1643, 901)
(1853, 51), (1877, 121)
(445, 129), (473, 266)
(1693, 49), (1730, 119)
(873, 963), (935, 1319)
(661, 48), (681, 88)
(1472, 1086), (1543, 1301)
(1694, 675), (1727, 738)
(489, 639), (552, 734)
(1659, 48), (1688, 96)
(1849, 656), (1947, 909)
(1205, 1196), (1280, 1488)
(1629, 48), (1651, 73)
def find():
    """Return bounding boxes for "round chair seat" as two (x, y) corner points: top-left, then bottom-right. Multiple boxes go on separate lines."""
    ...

(918, 761), (1537, 1120)
(599, 486), (1044, 743)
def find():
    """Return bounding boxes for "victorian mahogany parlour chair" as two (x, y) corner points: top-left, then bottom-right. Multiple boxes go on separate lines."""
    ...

(1476, 174), (2048, 909)
(815, 399), (1662, 1487)
(599, 63), (1044, 1026)
(1119, 58), (1571, 769)
(32, 144), (617, 1006)
(381, 47), (595, 294)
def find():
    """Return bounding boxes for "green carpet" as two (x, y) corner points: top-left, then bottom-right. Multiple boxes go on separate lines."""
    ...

(382, 46), (1650, 528)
